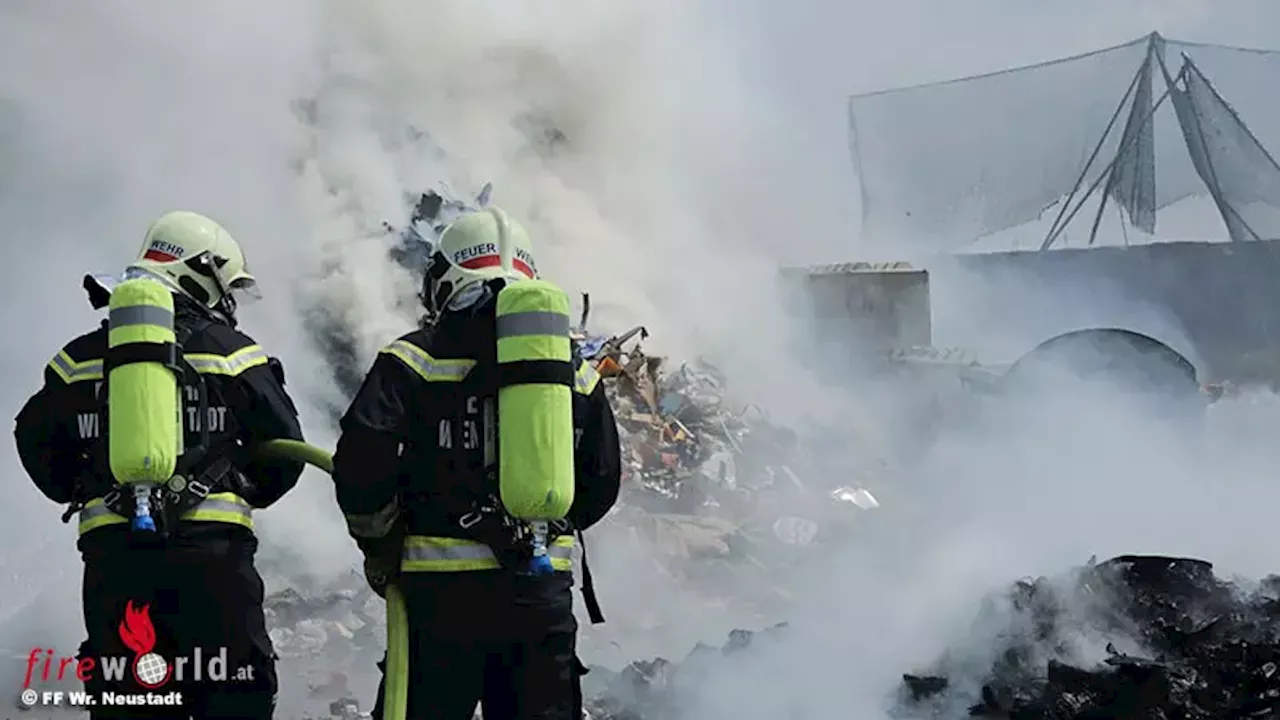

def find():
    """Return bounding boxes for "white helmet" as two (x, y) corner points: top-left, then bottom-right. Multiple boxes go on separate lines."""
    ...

(422, 206), (538, 315)
(127, 211), (260, 318)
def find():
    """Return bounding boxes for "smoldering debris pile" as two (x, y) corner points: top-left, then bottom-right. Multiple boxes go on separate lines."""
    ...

(263, 571), (793, 720)
(581, 622), (790, 720)
(899, 555), (1280, 720)
(574, 315), (880, 615)
(580, 555), (1280, 720)
(263, 569), (384, 719)
(269, 599), (791, 719)
(266, 572), (386, 661)
(262, 550), (1280, 719)
(578, 313), (879, 528)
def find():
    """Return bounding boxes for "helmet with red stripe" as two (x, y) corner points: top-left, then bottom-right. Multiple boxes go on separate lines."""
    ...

(127, 211), (259, 322)
(421, 206), (537, 318)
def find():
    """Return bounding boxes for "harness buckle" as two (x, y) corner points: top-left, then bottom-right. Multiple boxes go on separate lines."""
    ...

(60, 501), (83, 524)
(458, 511), (483, 530)
(188, 480), (211, 500)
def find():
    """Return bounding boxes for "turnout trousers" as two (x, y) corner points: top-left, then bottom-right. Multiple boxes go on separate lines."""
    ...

(77, 527), (279, 720)
(371, 571), (585, 720)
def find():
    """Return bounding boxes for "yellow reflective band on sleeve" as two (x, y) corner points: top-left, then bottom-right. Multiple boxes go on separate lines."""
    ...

(185, 345), (269, 376)
(47, 350), (104, 384)
(77, 498), (129, 534)
(574, 361), (600, 396)
(400, 535), (574, 573)
(77, 492), (254, 536)
(380, 340), (476, 382)
(184, 494), (254, 527)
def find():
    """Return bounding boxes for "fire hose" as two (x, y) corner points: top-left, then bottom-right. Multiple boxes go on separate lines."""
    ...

(256, 439), (409, 720)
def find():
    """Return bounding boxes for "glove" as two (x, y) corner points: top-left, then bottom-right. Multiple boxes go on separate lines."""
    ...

(356, 533), (403, 598)
(363, 553), (396, 598)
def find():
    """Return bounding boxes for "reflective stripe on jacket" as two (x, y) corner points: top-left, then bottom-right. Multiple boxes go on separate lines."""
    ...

(47, 344), (271, 383)
(400, 534), (575, 573)
(77, 492), (254, 536)
(379, 337), (601, 394)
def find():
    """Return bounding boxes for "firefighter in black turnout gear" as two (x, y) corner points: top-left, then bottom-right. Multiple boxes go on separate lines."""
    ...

(332, 207), (622, 720)
(13, 211), (305, 720)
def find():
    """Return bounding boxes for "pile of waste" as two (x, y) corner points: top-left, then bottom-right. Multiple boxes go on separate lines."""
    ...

(899, 555), (1280, 719)
(571, 294), (880, 613)
(273, 607), (791, 719)
(262, 564), (793, 720)
(261, 569), (385, 719)
(581, 622), (790, 720)
(576, 293), (877, 521)
(577, 315), (752, 508)
(573, 554), (1280, 720)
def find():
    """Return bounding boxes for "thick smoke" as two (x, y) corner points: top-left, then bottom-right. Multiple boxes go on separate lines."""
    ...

(5, 0), (1280, 717)
(672, 3), (1280, 718)
(0, 0), (334, 655)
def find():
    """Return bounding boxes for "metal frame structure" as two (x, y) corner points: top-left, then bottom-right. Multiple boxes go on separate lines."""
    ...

(848, 32), (1280, 252)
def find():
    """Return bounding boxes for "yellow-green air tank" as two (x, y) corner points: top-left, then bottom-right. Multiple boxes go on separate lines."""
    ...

(106, 277), (182, 531)
(494, 279), (576, 522)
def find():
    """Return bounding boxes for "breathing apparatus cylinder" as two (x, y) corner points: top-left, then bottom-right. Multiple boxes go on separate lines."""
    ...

(495, 279), (577, 575)
(107, 277), (182, 533)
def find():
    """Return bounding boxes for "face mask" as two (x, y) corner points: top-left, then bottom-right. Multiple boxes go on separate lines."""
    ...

(446, 282), (488, 310)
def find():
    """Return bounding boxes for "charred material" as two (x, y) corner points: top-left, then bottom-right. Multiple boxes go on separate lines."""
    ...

(262, 569), (387, 720)
(898, 555), (1280, 719)
(582, 623), (790, 720)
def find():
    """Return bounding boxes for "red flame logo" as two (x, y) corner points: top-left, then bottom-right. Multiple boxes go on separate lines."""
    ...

(118, 601), (156, 655)
(117, 601), (170, 689)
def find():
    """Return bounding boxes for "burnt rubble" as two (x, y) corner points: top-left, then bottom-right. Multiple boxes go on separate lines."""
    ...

(576, 313), (879, 549)
(581, 622), (791, 720)
(263, 562), (794, 720)
(583, 555), (1280, 720)
(261, 515), (1280, 719)
(899, 555), (1280, 720)
(571, 315), (882, 625)
(259, 568), (387, 719)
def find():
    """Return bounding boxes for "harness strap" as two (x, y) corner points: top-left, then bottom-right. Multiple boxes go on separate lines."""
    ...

(103, 341), (179, 372)
(452, 503), (604, 622)
(77, 492), (254, 537)
(577, 528), (605, 624)
(95, 444), (238, 535)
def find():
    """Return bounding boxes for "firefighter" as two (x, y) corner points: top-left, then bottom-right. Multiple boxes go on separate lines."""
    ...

(331, 206), (622, 720)
(13, 211), (306, 720)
